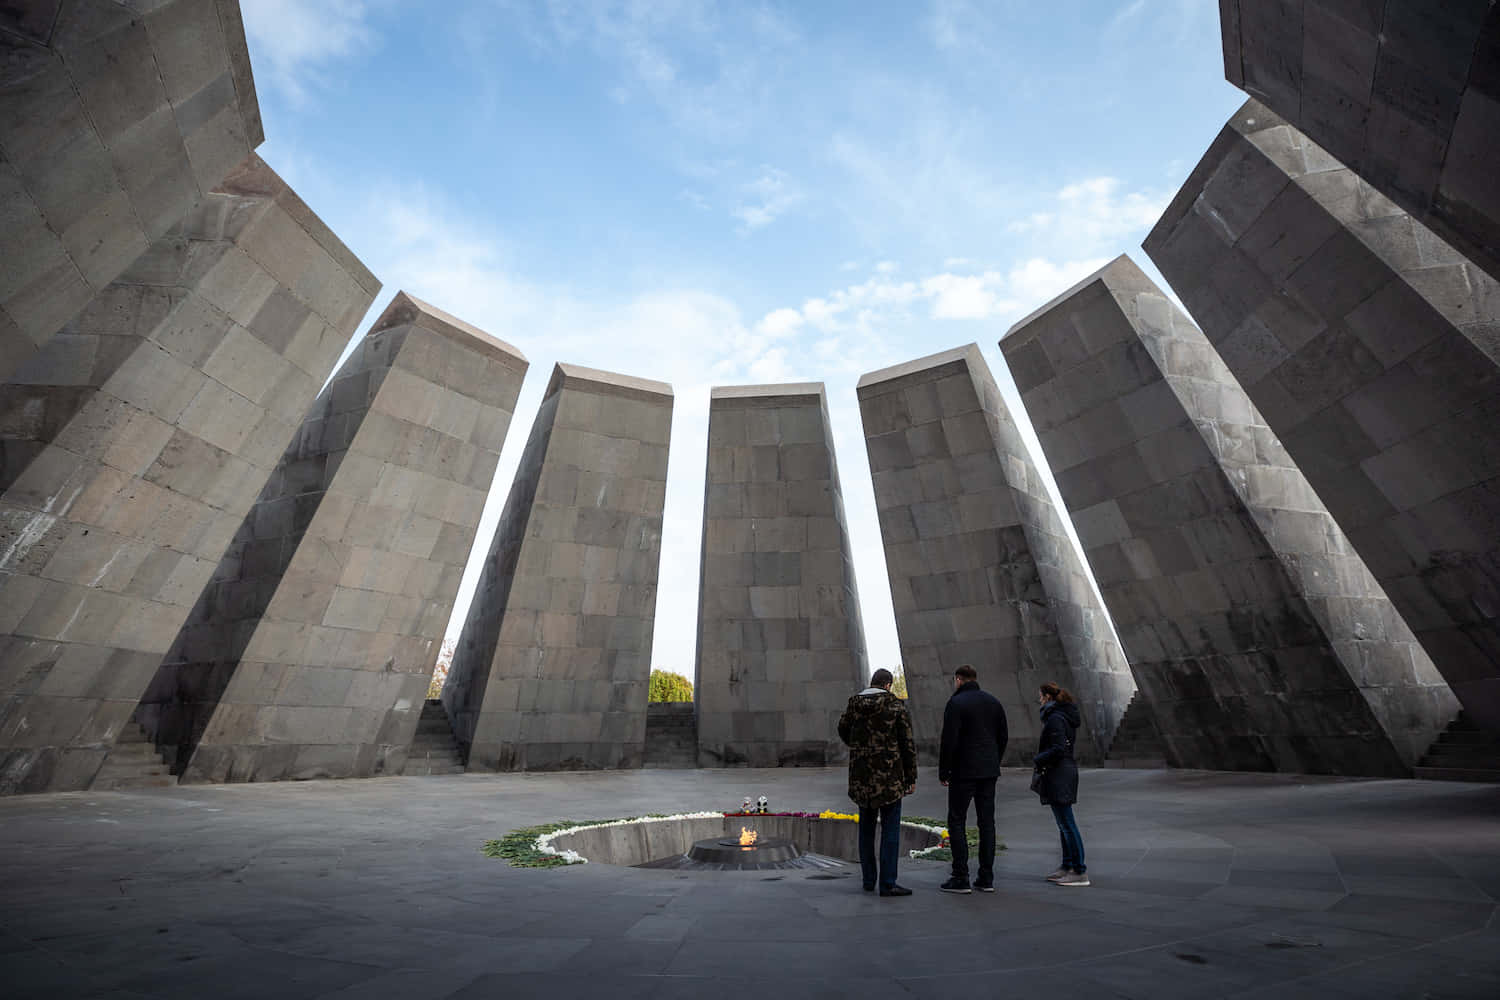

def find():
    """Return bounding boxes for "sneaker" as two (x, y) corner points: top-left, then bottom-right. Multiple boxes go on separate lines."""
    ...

(1055, 872), (1090, 887)
(974, 877), (995, 893)
(863, 883), (875, 892)
(879, 884), (912, 897)
(940, 876), (972, 894)
(1044, 868), (1070, 882)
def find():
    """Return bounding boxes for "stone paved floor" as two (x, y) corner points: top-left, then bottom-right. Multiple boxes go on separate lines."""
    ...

(1, 768), (1497, 998)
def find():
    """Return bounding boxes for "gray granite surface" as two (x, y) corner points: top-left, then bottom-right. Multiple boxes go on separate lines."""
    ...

(3, 765), (1495, 997)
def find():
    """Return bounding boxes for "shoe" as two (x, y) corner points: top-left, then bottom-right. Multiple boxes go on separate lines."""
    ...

(1044, 868), (1070, 882)
(879, 884), (912, 897)
(863, 883), (875, 892)
(940, 876), (972, 894)
(1055, 872), (1090, 887)
(974, 877), (995, 893)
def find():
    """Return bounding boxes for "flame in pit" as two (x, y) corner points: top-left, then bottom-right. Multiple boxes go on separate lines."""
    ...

(739, 827), (758, 848)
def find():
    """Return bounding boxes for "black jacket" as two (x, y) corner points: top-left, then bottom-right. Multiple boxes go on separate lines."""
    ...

(938, 680), (1008, 782)
(1033, 700), (1080, 805)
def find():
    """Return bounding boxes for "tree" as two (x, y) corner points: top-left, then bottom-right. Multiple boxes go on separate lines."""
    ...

(649, 669), (694, 702)
(427, 637), (457, 700)
(890, 669), (908, 700)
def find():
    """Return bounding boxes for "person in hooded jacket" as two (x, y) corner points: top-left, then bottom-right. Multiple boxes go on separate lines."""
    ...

(1034, 682), (1089, 886)
(838, 668), (918, 896)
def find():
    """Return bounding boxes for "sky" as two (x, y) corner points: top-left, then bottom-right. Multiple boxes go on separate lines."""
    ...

(239, 0), (1246, 678)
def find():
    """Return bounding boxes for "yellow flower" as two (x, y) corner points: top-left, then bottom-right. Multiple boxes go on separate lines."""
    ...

(818, 810), (859, 821)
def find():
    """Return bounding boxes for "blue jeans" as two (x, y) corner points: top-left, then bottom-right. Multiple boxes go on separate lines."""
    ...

(1050, 803), (1086, 873)
(858, 799), (903, 889)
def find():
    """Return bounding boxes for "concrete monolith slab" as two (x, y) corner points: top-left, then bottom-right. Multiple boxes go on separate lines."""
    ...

(136, 294), (526, 783)
(856, 345), (1135, 764)
(0, 154), (378, 793)
(1003, 255), (1457, 774)
(1145, 99), (1500, 732)
(445, 364), (672, 771)
(1220, 1), (1500, 283)
(695, 384), (869, 768)
(1, 0), (264, 381)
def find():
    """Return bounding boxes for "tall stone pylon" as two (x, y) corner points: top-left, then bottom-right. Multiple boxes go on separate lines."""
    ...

(1145, 100), (1500, 732)
(1, 0), (265, 381)
(137, 294), (526, 783)
(1002, 255), (1456, 774)
(1220, 1), (1500, 283)
(445, 364), (672, 771)
(695, 384), (868, 767)
(0, 155), (379, 793)
(856, 345), (1135, 764)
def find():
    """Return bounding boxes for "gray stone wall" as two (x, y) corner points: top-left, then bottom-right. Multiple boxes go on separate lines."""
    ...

(695, 384), (868, 768)
(137, 294), (525, 783)
(0, 154), (378, 793)
(445, 364), (672, 771)
(857, 345), (1135, 764)
(1, 0), (263, 382)
(1220, 1), (1500, 283)
(1003, 255), (1456, 774)
(1145, 100), (1500, 732)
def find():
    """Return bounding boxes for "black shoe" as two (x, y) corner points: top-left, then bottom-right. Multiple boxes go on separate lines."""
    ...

(879, 884), (912, 897)
(863, 883), (875, 892)
(974, 877), (995, 893)
(940, 876), (972, 894)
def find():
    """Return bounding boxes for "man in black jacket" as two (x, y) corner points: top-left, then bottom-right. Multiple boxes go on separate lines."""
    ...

(937, 664), (1008, 893)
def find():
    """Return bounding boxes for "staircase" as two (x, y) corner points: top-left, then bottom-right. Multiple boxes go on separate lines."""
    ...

(644, 702), (697, 768)
(1415, 713), (1500, 782)
(401, 700), (466, 776)
(90, 722), (175, 790)
(1104, 692), (1168, 769)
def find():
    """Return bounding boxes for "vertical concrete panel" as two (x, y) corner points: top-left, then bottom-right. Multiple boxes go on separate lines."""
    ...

(0, 154), (378, 793)
(1003, 255), (1457, 774)
(856, 345), (1135, 764)
(446, 364), (672, 771)
(694, 384), (869, 768)
(1220, 1), (1500, 284)
(140, 295), (524, 784)
(0, 0), (264, 380)
(1145, 100), (1500, 732)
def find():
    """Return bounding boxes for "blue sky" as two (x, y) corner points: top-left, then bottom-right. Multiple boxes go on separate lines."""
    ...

(241, 0), (1245, 676)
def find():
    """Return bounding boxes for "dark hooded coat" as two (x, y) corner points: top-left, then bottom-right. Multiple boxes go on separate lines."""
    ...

(838, 688), (918, 808)
(1033, 700), (1081, 806)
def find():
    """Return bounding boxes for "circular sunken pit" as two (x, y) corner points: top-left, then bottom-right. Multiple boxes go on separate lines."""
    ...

(536, 814), (944, 872)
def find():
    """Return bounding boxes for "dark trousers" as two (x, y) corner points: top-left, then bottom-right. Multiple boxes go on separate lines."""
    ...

(946, 776), (997, 880)
(1050, 803), (1085, 873)
(857, 799), (903, 889)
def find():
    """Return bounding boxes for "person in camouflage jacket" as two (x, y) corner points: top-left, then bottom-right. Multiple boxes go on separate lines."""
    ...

(838, 669), (918, 896)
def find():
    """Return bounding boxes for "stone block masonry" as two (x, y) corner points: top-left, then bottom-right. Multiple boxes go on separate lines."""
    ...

(445, 364), (672, 771)
(1220, 1), (1500, 283)
(0, 154), (379, 794)
(1002, 255), (1456, 775)
(695, 384), (869, 768)
(1145, 100), (1500, 732)
(1, 0), (264, 381)
(856, 345), (1136, 765)
(138, 294), (526, 784)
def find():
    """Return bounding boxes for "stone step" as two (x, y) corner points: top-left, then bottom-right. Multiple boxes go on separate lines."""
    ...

(91, 773), (176, 790)
(1103, 757), (1168, 769)
(1414, 766), (1500, 783)
(1422, 742), (1500, 758)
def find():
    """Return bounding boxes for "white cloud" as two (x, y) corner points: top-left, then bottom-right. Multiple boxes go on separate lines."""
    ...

(875, 260), (899, 274)
(732, 167), (800, 231)
(756, 307), (804, 338)
(1110, 0), (1147, 28)
(1007, 175), (1170, 251)
(240, 0), (376, 105)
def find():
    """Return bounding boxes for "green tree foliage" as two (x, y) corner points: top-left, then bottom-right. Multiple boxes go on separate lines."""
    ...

(649, 669), (694, 702)
(891, 669), (908, 700)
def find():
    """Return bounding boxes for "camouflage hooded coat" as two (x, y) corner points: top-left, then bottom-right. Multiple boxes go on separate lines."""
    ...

(837, 687), (918, 808)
